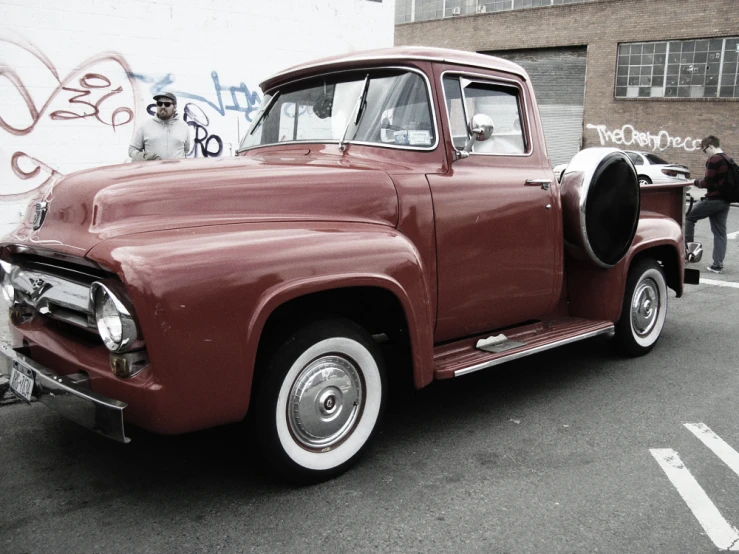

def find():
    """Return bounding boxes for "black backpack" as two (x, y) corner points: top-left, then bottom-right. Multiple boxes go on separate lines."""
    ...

(718, 154), (739, 203)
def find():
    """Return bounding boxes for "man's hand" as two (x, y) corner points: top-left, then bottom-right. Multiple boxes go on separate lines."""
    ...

(143, 152), (161, 161)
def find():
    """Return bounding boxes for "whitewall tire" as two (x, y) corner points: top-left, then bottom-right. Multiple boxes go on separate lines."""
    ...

(255, 317), (386, 484)
(615, 258), (668, 356)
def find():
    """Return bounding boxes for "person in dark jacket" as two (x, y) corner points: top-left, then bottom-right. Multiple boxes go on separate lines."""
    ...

(685, 135), (733, 273)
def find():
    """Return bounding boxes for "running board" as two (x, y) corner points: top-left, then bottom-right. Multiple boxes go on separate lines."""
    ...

(434, 318), (615, 379)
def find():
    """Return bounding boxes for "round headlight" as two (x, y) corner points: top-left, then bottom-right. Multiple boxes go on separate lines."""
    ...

(0, 261), (14, 303)
(91, 282), (138, 352)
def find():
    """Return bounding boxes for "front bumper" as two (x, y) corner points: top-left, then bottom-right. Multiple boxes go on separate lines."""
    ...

(1, 342), (129, 443)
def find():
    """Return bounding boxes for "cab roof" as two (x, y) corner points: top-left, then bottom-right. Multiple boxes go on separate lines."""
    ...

(259, 46), (528, 92)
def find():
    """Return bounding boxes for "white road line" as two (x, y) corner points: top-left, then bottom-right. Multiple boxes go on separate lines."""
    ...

(650, 448), (739, 551)
(727, 231), (739, 240)
(685, 423), (739, 479)
(701, 278), (739, 289)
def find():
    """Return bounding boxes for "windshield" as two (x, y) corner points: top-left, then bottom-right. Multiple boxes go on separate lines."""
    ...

(240, 69), (435, 150)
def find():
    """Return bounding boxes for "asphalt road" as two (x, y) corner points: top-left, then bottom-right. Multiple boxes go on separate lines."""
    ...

(1, 205), (739, 554)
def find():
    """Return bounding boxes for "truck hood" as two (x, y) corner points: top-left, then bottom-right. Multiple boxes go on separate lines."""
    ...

(6, 155), (399, 257)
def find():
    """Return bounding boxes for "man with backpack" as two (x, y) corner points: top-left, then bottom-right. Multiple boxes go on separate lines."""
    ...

(685, 135), (737, 274)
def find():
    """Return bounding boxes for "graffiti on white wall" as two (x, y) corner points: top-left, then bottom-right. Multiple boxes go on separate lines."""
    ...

(0, 35), (138, 202)
(0, 0), (394, 235)
(587, 123), (703, 152)
(131, 70), (262, 158)
(0, 34), (262, 207)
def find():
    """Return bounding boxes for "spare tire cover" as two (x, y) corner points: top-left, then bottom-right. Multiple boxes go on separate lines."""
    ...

(560, 148), (640, 268)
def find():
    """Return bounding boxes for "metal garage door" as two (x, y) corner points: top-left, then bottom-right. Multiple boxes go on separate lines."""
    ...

(480, 47), (587, 167)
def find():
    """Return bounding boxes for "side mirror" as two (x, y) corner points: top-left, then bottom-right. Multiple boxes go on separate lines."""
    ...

(469, 113), (495, 142)
(456, 114), (494, 159)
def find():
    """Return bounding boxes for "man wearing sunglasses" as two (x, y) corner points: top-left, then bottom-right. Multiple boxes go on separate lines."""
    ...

(128, 92), (191, 161)
(685, 135), (732, 274)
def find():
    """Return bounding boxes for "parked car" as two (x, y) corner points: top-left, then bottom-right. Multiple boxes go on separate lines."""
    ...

(623, 150), (691, 187)
(556, 151), (691, 188)
(2, 47), (696, 484)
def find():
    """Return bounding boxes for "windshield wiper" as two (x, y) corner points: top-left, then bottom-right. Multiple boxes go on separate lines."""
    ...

(236, 91), (281, 153)
(339, 74), (370, 152)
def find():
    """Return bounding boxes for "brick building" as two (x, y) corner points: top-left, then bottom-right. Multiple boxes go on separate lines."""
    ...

(395, 0), (739, 177)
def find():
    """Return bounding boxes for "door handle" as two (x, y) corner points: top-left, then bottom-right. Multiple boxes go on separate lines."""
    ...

(525, 179), (551, 191)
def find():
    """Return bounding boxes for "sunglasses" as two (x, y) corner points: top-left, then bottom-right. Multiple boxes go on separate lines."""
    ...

(156, 101), (173, 107)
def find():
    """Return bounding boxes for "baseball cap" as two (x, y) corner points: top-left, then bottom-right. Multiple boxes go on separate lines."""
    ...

(153, 92), (177, 104)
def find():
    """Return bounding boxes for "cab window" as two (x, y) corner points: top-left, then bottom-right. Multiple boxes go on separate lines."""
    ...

(443, 75), (527, 155)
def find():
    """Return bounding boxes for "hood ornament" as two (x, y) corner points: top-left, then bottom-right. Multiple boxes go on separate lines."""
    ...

(32, 202), (48, 230)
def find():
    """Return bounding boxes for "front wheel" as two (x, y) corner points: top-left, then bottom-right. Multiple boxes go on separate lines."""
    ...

(254, 317), (386, 484)
(615, 258), (668, 356)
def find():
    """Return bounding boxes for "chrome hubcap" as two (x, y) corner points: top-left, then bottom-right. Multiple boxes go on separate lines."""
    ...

(288, 355), (363, 450)
(631, 278), (659, 336)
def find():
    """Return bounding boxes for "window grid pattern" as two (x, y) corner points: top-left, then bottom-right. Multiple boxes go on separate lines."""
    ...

(414, 0), (444, 21)
(616, 38), (739, 99)
(444, 0), (462, 18)
(395, 0), (414, 24)
(479, 0), (513, 12)
(396, 0), (590, 23)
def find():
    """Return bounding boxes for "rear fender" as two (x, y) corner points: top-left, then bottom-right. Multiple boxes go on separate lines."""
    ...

(567, 214), (683, 322)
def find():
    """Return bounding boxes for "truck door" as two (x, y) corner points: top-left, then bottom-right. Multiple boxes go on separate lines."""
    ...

(428, 72), (562, 342)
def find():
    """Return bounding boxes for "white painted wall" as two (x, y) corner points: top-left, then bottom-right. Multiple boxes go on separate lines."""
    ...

(0, 0), (395, 234)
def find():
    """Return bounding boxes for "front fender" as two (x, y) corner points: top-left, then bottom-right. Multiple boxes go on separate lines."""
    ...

(567, 213), (683, 322)
(86, 222), (434, 432)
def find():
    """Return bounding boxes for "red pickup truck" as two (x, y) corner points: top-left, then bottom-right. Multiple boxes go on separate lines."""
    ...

(2, 47), (696, 483)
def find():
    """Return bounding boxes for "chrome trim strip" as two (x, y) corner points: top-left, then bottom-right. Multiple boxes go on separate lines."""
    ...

(241, 66), (439, 153)
(3, 245), (102, 270)
(9, 266), (94, 329)
(453, 325), (615, 377)
(1, 343), (129, 443)
(27, 261), (103, 281)
(439, 69), (534, 158)
(244, 138), (436, 153)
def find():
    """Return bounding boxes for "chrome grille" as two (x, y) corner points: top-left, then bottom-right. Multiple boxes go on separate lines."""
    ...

(9, 265), (96, 331)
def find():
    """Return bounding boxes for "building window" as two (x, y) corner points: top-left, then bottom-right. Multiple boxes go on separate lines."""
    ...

(397, 0), (590, 23)
(415, 0), (444, 21)
(395, 0), (414, 24)
(616, 37), (739, 99)
(478, 0), (514, 12)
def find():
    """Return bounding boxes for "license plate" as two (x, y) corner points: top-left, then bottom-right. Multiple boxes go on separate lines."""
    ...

(9, 362), (34, 402)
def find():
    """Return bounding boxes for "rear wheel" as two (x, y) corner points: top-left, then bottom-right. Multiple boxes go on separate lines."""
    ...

(615, 258), (667, 356)
(638, 175), (652, 186)
(255, 317), (386, 484)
